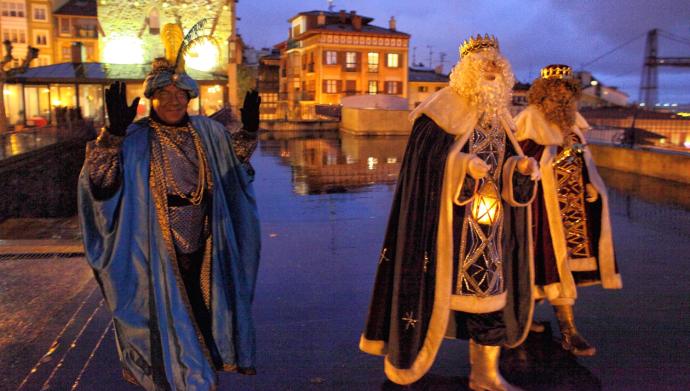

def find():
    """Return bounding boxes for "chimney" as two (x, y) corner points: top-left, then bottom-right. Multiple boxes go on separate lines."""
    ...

(317, 11), (326, 26)
(71, 41), (85, 63)
(339, 9), (346, 24)
(389, 16), (396, 31)
(351, 11), (362, 31)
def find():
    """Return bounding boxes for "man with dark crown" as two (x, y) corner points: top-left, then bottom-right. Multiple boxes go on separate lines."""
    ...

(514, 64), (622, 356)
(360, 34), (540, 391)
(78, 21), (261, 390)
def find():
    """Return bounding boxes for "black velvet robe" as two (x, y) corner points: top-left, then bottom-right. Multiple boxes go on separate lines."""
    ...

(360, 115), (534, 384)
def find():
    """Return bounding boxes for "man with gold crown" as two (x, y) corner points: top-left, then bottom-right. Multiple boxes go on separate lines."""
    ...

(360, 34), (539, 391)
(78, 21), (261, 390)
(514, 64), (622, 357)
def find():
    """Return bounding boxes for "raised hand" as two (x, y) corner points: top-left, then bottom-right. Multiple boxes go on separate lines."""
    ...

(105, 81), (140, 137)
(240, 89), (261, 133)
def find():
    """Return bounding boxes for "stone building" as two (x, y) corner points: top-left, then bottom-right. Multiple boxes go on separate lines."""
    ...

(276, 9), (410, 120)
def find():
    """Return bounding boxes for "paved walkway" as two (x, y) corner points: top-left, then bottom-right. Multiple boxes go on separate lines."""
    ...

(1, 141), (689, 390)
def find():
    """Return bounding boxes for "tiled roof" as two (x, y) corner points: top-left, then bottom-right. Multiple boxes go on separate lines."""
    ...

(54, 0), (97, 16)
(314, 23), (409, 37)
(409, 68), (448, 83)
(11, 63), (226, 83)
(291, 10), (374, 24)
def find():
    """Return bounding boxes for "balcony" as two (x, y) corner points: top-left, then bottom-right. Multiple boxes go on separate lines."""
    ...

(287, 39), (301, 50)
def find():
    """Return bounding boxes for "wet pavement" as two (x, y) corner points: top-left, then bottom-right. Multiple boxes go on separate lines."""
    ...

(1, 130), (689, 390)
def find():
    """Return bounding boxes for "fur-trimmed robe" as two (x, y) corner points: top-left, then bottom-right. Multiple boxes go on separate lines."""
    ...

(514, 105), (622, 305)
(360, 87), (537, 385)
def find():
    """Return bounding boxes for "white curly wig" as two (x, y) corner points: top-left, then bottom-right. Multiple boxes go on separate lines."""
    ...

(449, 48), (515, 113)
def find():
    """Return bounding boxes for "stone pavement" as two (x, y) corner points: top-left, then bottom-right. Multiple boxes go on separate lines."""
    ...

(1, 142), (689, 391)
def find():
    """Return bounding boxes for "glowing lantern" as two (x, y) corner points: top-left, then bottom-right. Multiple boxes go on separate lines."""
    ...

(184, 38), (220, 72)
(471, 182), (501, 226)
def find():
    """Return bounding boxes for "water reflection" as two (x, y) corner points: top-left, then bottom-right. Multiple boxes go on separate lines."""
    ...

(259, 130), (408, 195)
(0, 130), (58, 160)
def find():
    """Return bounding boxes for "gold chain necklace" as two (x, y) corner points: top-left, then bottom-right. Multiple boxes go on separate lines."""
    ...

(150, 120), (208, 205)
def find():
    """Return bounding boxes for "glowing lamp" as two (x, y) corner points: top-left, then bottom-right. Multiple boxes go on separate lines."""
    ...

(471, 182), (501, 226)
(185, 38), (220, 72)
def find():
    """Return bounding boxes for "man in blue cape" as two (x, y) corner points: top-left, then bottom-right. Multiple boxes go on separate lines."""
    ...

(78, 28), (261, 389)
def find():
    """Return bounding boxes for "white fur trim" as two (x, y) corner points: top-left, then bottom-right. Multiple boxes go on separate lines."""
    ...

(501, 156), (538, 207)
(569, 257), (597, 271)
(450, 292), (507, 313)
(359, 335), (387, 356)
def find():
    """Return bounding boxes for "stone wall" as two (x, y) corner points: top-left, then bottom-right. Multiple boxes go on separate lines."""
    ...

(0, 140), (87, 221)
(589, 143), (690, 184)
(98, 0), (232, 68)
(340, 107), (412, 135)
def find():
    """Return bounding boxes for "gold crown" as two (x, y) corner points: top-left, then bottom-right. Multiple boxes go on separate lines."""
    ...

(460, 34), (499, 57)
(540, 64), (573, 80)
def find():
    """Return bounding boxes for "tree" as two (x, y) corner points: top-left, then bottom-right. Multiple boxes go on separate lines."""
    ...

(0, 40), (39, 132)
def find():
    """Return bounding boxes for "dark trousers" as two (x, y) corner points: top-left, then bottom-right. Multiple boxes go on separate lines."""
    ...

(451, 310), (506, 346)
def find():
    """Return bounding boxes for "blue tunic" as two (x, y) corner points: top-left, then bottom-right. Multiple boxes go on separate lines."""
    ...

(78, 116), (260, 390)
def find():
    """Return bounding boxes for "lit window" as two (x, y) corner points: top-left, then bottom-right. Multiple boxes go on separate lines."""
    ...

(418, 86), (428, 92)
(345, 51), (357, 69)
(387, 53), (399, 68)
(385, 81), (399, 95)
(367, 52), (379, 73)
(325, 80), (338, 93)
(33, 5), (46, 21)
(1, 3), (8, 17)
(35, 31), (47, 46)
(60, 18), (70, 34)
(325, 50), (337, 65)
(368, 81), (378, 95)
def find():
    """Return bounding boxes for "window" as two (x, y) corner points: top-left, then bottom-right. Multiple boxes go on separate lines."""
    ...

(1, 3), (7, 17)
(148, 8), (160, 34)
(368, 81), (378, 95)
(19, 30), (25, 43)
(325, 50), (337, 65)
(345, 80), (356, 95)
(325, 80), (338, 94)
(385, 81), (400, 95)
(345, 51), (357, 70)
(386, 53), (400, 68)
(60, 17), (70, 34)
(61, 46), (71, 61)
(33, 5), (47, 21)
(435, 86), (443, 91)
(1, 30), (8, 42)
(367, 52), (379, 73)
(34, 30), (48, 46)
(418, 86), (428, 92)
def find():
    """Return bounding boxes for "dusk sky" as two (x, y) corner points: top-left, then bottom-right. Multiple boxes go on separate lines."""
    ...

(237, 0), (690, 104)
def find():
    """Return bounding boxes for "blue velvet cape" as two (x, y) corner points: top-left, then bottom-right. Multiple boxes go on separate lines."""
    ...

(78, 116), (260, 391)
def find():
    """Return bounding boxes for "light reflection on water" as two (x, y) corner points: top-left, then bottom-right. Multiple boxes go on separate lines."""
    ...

(257, 130), (690, 236)
(259, 130), (408, 195)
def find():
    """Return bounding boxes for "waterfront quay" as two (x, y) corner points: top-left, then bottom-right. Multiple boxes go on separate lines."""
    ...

(1, 130), (689, 391)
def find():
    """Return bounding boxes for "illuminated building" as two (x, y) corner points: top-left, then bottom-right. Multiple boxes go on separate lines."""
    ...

(276, 10), (410, 120)
(408, 67), (448, 109)
(0, 0), (54, 66)
(257, 49), (280, 120)
(53, 0), (100, 62)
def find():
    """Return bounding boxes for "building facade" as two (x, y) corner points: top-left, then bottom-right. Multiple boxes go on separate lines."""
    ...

(53, 0), (99, 63)
(277, 10), (409, 120)
(407, 67), (447, 109)
(257, 49), (280, 120)
(27, 0), (53, 66)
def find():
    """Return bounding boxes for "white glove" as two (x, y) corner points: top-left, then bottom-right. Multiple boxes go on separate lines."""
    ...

(585, 183), (599, 202)
(468, 156), (490, 180)
(517, 157), (540, 180)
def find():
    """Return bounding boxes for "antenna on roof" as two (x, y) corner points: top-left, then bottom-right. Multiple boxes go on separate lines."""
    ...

(328, 0), (335, 12)
(426, 45), (433, 69)
(439, 52), (446, 70)
(412, 46), (417, 65)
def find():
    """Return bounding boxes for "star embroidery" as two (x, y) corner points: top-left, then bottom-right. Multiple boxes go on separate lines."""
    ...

(423, 252), (430, 273)
(378, 248), (390, 264)
(402, 311), (418, 330)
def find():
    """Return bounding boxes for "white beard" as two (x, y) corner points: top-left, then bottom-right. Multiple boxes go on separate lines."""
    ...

(474, 78), (507, 114)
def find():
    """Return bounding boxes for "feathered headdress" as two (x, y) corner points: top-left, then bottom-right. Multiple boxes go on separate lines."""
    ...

(144, 19), (213, 99)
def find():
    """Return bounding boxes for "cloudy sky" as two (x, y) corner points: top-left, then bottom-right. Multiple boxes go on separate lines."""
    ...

(237, 0), (690, 104)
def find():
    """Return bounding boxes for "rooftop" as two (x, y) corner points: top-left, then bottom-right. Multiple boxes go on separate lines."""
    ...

(409, 68), (449, 83)
(54, 0), (97, 17)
